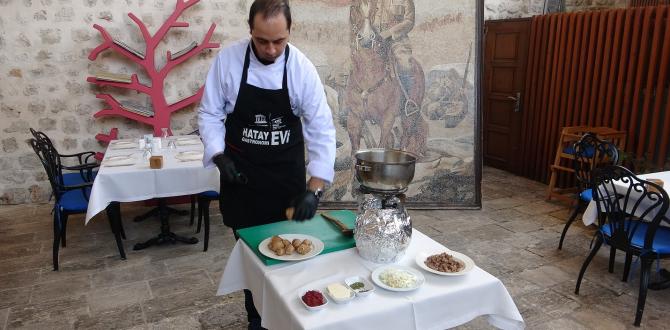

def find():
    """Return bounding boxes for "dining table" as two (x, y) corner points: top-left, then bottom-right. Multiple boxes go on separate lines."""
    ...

(85, 136), (220, 250)
(217, 227), (525, 330)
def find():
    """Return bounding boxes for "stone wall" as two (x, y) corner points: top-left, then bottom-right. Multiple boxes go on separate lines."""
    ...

(0, 0), (481, 206)
(484, 0), (627, 20)
(0, 0), (237, 204)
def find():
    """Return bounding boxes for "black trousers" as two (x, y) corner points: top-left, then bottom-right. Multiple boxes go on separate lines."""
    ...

(232, 230), (265, 330)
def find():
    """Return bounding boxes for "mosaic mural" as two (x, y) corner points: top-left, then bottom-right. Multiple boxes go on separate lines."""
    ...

(290, 0), (479, 207)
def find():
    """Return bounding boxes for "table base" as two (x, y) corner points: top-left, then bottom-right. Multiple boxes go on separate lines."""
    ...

(133, 231), (198, 250)
(649, 268), (670, 290)
(132, 198), (198, 251)
(133, 204), (189, 223)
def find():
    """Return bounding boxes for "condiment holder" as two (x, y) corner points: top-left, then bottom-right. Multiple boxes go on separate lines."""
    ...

(344, 276), (375, 297)
(299, 289), (328, 311)
(325, 282), (355, 304)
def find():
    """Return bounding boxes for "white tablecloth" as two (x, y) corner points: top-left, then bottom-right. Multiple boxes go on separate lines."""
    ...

(582, 171), (670, 226)
(85, 137), (220, 223)
(217, 229), (524, 330)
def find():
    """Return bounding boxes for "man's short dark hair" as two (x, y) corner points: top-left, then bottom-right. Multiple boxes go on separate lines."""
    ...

(248, 0), (292, 31)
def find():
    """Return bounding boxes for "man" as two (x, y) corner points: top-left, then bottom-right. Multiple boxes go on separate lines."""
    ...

(198, 0), (336, 328)
(351, 0), (419, 114)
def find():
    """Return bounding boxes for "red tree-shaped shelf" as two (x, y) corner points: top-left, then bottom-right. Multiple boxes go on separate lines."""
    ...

(87, 0), (219, 137)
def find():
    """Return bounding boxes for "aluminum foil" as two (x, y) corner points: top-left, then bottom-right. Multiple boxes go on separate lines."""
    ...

(354, 193), (412, 264)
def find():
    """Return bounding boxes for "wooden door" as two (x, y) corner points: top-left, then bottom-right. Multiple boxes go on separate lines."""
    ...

(483, 18), (530, 174)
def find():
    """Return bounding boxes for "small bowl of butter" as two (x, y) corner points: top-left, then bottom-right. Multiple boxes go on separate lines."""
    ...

(325, 282), (355, 303)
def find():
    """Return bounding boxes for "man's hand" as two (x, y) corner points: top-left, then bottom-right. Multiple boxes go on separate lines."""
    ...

(289, 191), (319, 220)
(213, 154), (245, 184)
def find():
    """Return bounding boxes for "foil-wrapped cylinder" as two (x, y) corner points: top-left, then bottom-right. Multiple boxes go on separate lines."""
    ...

(354, 193), (412, 264)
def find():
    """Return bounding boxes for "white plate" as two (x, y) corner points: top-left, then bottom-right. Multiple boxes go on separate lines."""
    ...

(258, 234), (324, 262)
(174, 151), (203, 161)
(415, 250), (475, 276)
(371, 265), (425, 292)
(109, 141), (137, 150)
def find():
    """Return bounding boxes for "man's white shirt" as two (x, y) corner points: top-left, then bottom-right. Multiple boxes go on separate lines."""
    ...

(198, 38), (336, 183)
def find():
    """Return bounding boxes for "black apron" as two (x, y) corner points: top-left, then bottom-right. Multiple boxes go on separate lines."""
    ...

(221, 44), (306, 230)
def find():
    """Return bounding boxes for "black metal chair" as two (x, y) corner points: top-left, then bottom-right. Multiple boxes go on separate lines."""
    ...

(575, 165), (670, 326)
(30, 128), (99, 186)
(558, 133), (619, 249)
(30, 138), (126, 270)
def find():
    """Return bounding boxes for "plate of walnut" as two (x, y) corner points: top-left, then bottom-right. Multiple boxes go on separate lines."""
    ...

(258, 234), (324, 262)
(415, 249), (475, 276)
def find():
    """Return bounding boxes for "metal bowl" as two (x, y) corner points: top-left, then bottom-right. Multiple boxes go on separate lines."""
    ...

(354, 149), (417, 192)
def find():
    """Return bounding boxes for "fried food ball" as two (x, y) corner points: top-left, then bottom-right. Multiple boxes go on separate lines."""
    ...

(271, 235), (282, 244)
(296, 243), (312, 255)
(282, 239), (291, 247)
(275, 247), (286, 256)
(285, 244), (295, 254)
(271, 240), (284, 251)
(302, 239), (312, 246)
(292, 239), (302, 248)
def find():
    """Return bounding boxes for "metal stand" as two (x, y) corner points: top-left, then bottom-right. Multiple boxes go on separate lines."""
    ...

(133, 201), (189, 222)
(649, 268), (670, 290)
(133, 198), (198, 250)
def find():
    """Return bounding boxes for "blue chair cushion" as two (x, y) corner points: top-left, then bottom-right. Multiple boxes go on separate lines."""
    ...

(580, 189), (592, 202)
(563, 145), (595, 157)
(63, 171), (97, 186)
(201, 190), (219, 198)
(58, 189), (89, 213)
(600, 221), (670, 254)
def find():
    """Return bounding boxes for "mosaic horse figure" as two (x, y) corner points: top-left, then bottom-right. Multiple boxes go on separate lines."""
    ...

(345, 0), (428, 157)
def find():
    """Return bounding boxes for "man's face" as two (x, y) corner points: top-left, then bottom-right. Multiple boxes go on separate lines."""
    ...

(250, 13), (290, 63)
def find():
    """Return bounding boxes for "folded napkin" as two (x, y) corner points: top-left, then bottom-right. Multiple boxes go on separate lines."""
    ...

(109, 141), (137, 150)
(104, 155), (135, 167)
(175, 139), (200, 146)
(175, 151), (203, 162)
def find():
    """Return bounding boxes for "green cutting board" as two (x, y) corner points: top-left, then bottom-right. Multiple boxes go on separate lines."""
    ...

(235, 210), (356, 265)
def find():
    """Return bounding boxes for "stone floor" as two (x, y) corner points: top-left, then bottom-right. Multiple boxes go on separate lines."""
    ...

(1, 167), (669, 329)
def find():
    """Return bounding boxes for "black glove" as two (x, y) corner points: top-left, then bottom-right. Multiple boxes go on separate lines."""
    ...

(213, 154), (246, 184)
(290, 191), (319, 220)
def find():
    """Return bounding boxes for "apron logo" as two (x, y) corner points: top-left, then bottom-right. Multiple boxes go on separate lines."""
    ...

(242, 127), (290, 146)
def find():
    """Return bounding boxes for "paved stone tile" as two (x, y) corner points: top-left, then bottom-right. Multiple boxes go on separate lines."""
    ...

(86, 281), (152, 314)
(73, 303), (145, 330)
(3, 166), (670, 328)
(6, 295), (88, 329)
(30, 275), (91, 304)
(518, 265), (574, 287)
(141, 287), (225, 323)
(483, 197), (528, 211)
(144, 314), (201, 329)
(37, 257), (107, 283)
(570, 308), (627, 330)
(0, 269), (40, 291)
(0, 242), (42, 261)
(196, 301), (248, 329)
(0, 287), (31, 310)
(148, 269), (214, 298)
(0, 233), (35, 246)
(534, 317), (590, 330)
(91, 262), (169, 289)
(0, 308), (8, 330)
(0, 254), (50, 275)
(163, 250), (227, 276)
(514, 200), (567, 216)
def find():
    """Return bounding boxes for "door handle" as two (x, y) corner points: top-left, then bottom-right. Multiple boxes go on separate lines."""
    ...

(507, 92), (521, 112)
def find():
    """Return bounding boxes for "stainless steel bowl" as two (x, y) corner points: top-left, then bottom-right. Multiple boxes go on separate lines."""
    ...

(354, 149), (417, 192)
